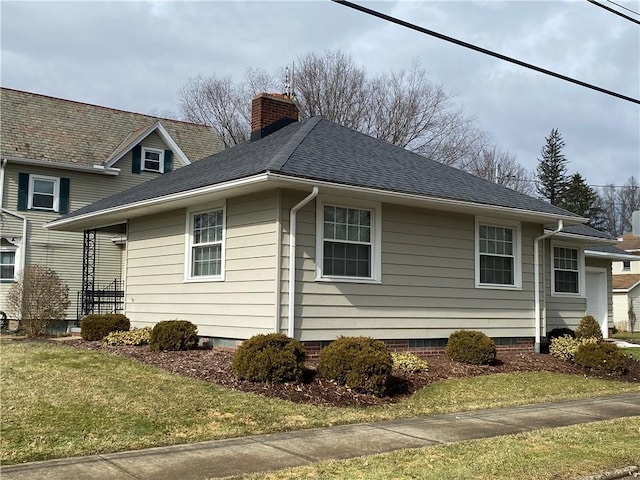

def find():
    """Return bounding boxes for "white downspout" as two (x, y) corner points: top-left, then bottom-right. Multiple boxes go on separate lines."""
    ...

(288, 187), (319, 338)
(534, 219), (563, 353)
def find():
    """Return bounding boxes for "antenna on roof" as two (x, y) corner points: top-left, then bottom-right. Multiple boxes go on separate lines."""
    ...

(283, 63), (296, 99)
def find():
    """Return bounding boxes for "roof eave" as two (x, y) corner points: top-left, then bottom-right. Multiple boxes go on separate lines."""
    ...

(551, 231), (617, 245)
(585, 250), (640, 261)
(2, 155), (120, 175)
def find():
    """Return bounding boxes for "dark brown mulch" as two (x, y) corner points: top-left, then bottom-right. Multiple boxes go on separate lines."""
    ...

(63, 339), (640, 408)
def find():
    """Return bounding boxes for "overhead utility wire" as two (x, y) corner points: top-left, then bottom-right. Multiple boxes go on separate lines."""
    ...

(332, 0), (640, 105)
(604, 0), (640, 16)
(587, 0), (640, 25)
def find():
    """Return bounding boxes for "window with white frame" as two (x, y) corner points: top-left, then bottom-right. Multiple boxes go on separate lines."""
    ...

(142, 147), (164, 173)
(476, 219), (521, 288)
(186, 208), (225, 280)
(623, 260), (631, 271)
(0, 247), (16, 282)
(316, 200), (381, 282)
(28, 175), (60, 211)
(552, 245), (582, 295)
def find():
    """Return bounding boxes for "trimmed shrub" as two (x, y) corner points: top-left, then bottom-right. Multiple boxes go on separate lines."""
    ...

(576, 315), (603, 341)
(317, 336), (392, 396)
(81, 314), (130, 341)
(149, 320), (198, 352)
(102, 327), (152, 346)
(445, 330), (496, 365)
(549, 335), (598, 361)
(548, 328), (576, 340)
(574, 342), (628, 376)
(391, 352), (429, 373)
(232, 333), (306, 383)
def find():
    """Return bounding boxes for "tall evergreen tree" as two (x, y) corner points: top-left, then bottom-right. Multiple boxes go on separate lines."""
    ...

(560, 173), (602, 228)
(536, 128), (569, 205)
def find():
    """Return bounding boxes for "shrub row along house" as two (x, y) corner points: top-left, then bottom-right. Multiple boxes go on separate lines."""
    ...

(46, 92), (633, 353)
(0, 88), (222, 323)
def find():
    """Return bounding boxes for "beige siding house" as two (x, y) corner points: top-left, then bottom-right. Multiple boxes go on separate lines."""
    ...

(1, 88), (222, 324)
(48, 93), (623, 352)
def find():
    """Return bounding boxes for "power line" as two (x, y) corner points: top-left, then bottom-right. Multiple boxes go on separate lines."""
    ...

(331, 0), (640, 105)
(603, 0), (640, 16)
(586, 0), (640, 25)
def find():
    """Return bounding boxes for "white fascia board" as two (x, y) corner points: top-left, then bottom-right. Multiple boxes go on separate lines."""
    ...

(585, 250), (640, 261)
(267, 174), (587, 225)
(3, 155), (119, 175)
(103, 121), (190, 169)
(46, 173), (274, 231)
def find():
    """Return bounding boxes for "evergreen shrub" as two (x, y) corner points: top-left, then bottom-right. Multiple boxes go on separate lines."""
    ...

(575, 315), (603, 341)
(574, 342), (628, 376)
(81, 314), (130, 341)
(149, 320), (198, 352)
(445, 330), (496, 365)
(232, 333), (306, 383)
(317, 336), (392, 396)
(102, 327), (152, 346)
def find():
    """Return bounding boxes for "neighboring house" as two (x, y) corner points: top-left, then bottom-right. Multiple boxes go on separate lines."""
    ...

(48, 93), (622, 353)
(611, 232), (640, 331)
(1, 88), (222, 322)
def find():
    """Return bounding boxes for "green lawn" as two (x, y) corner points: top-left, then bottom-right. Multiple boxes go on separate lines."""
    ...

(614, 332), (640, 344)
(2, 341), (639, 465)
(230, 418), (640, 480)
(620, 347), (640, 360)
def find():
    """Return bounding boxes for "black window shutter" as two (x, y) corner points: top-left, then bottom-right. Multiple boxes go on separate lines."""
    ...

(59, 178), (70, 214)
(17, 173), (29, 211)
(132, 145), (141, 174)
(164, 150), (173, 173)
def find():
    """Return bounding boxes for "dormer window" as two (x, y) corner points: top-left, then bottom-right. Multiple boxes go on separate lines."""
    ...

(142, 147), (164, 173)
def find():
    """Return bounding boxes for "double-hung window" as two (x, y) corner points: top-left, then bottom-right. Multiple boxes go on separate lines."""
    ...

(475, 218), (521, 289)
(28, 175), (60, 211)
(316, 199), (381, 282)
(186, 207), (225, 281)
(0, 248), (16, 282)
(142, 147), (164, 173)
(552, 244), (582, 295)
(622, 260), (631, 271)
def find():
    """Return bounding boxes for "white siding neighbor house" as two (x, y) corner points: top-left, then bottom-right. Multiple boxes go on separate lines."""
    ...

(48, 93), (623, 352)
(1, 88), (222, 324)
(610, 231), (640, 331)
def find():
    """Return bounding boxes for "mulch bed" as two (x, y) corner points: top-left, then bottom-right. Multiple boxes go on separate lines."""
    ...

(63, 340), (640, 407)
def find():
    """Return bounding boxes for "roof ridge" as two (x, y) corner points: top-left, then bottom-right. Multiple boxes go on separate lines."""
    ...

(266, 117), (323, 172)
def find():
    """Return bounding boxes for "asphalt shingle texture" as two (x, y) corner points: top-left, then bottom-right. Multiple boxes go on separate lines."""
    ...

(58, 116), (582, 221)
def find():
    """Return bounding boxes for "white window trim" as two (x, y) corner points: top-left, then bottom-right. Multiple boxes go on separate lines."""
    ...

(475, 216), (522, 290)
(27, 174), (60, 212)
(315, 196), (382, 284)
(184, 203), (226, 282)
(550, 241), (585, 297)
(0, 244), (18, 282)
(141, 147), (165, 173)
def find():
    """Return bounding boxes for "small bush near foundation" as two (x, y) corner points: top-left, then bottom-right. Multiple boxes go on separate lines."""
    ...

(102, 327), (152, 346)
(548, 328), (576, 340)
(81, 314), (130, 341)
(392, 352), (429, 373)
(149, 320), (198, 352)
(445, 330), (496, 365)
(232, 333), (306, 383)
(317, 336), (392, 396)
(576, 315), (603, 341)
(574, 342), (628, 376)
(549, 335), (599, 361)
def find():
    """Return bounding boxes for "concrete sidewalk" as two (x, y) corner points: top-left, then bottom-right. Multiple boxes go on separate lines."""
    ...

(2, 392), (639, 480)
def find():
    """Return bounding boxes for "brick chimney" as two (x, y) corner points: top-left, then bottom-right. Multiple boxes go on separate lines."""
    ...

(250, 93), (298, 141)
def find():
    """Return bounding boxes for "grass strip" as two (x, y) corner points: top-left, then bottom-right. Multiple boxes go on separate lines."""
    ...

(230, 417), (640, 480)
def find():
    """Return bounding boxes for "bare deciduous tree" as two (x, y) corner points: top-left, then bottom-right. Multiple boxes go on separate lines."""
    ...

(7, 265), (70, 337)
(463, 146), (534, 195)
(178, 50), (488, 169)
(596, 176), (640, 237)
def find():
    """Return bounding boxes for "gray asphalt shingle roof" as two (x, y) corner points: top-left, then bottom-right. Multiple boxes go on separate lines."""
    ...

(59, 116), (583, 221)
(560, 224), (615, 239)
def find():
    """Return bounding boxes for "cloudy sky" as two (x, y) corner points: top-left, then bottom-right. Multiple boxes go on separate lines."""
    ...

(2, 0), (639, 189)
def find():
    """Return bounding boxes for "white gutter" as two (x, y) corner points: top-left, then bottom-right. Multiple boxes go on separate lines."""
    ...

(288, 186), (319, 338)
(533, 220), (563, 353)
(3, 155), (120, 175)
